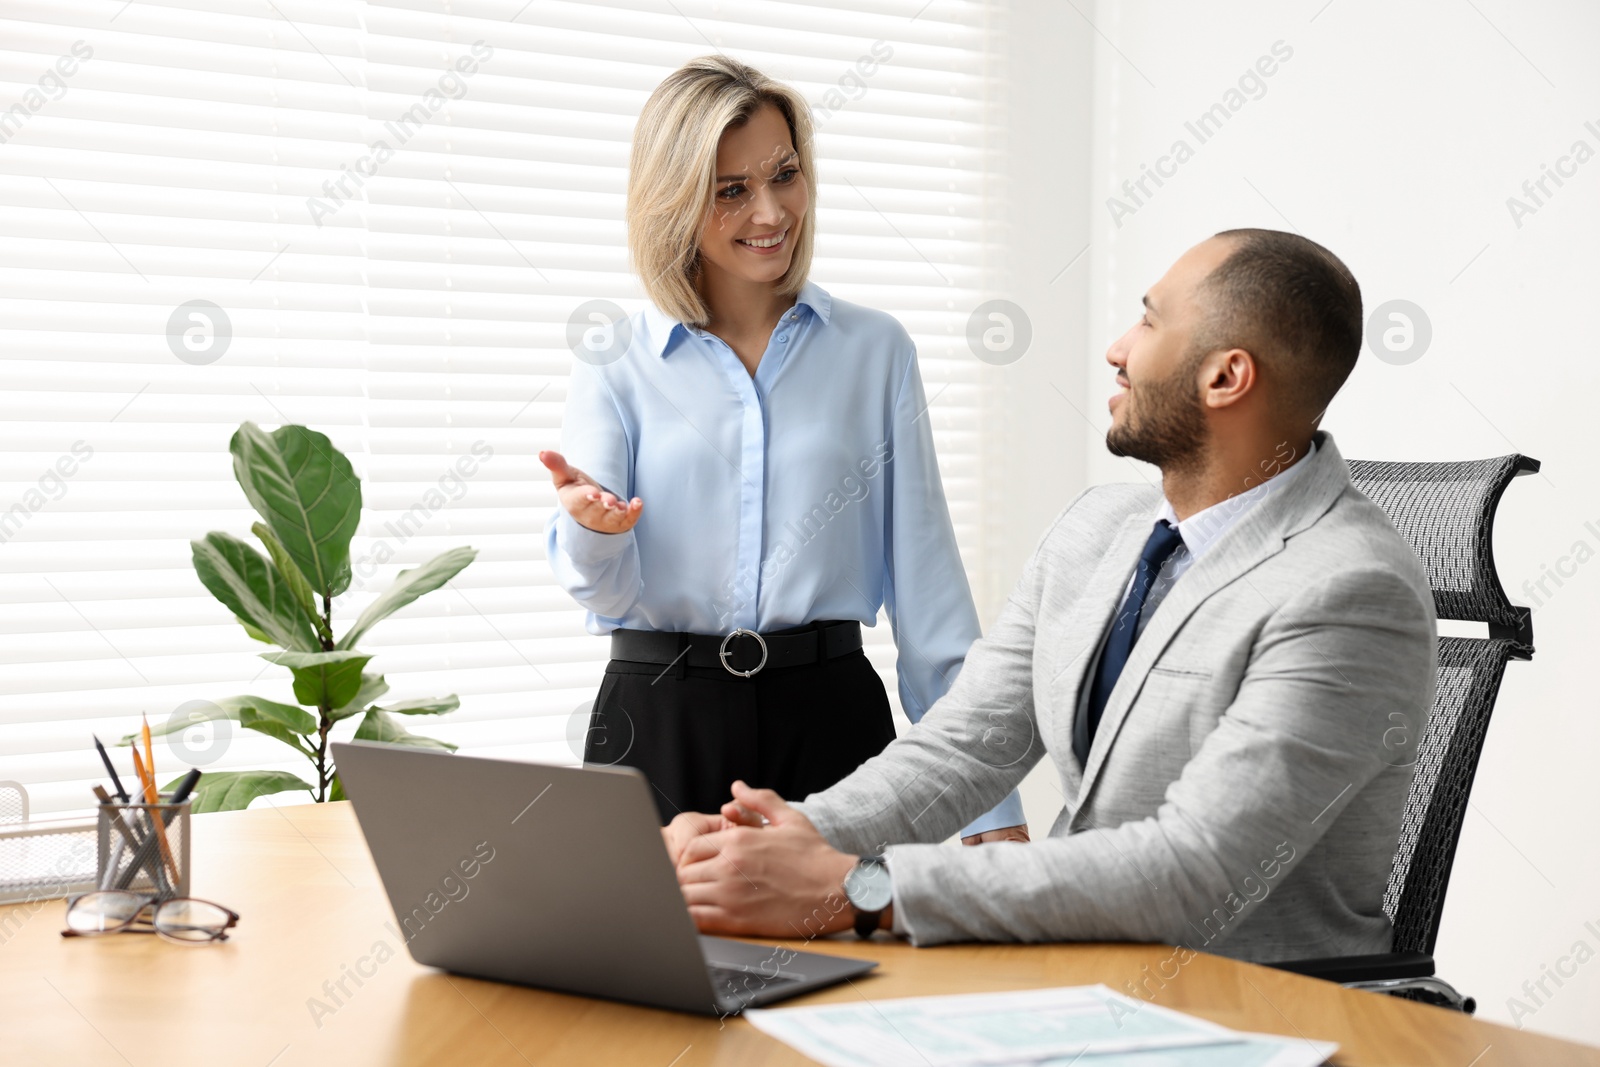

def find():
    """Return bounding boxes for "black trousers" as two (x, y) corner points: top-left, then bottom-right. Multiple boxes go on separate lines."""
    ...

(583, 646), (898, 825)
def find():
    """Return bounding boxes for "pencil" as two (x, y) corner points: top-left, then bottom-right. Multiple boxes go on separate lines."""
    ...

(141, 715), (155, 790)
(131, 732), (179, 888)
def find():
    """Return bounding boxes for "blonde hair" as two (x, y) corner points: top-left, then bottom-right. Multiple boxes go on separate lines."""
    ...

(627, 56), (817, 326)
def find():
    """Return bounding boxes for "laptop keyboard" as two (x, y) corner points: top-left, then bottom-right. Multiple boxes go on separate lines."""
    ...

(707, 963), (805, 1002)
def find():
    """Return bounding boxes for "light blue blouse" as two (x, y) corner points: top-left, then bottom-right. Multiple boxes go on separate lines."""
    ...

(545, 280), (1025, 835)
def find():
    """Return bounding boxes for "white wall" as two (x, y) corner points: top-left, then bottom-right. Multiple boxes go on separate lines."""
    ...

(985, 1), (1096, 838)
(1037, 0), (1599, 1044)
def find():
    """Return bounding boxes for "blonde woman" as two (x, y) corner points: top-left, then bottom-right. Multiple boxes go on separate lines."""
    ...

(540, 56), (1025, 844)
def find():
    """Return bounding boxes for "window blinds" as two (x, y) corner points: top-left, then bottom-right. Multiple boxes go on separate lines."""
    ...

(0, 0), (1000, 816)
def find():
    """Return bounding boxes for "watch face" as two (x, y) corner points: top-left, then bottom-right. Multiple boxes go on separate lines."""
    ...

(844, 859), (893, 913)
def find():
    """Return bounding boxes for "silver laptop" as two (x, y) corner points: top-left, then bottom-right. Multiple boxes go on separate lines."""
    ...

(332, 741), (877, 1015)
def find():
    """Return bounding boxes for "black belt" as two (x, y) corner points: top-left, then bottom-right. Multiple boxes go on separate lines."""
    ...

(609, 621), (862, 678)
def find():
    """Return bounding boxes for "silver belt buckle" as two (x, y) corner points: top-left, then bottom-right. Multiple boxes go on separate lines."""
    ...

(719, 628), (768, 677)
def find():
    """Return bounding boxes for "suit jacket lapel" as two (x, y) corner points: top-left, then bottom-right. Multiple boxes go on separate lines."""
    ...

(1072, 432), (1353, 812)
(1047, 510), (1151, 794)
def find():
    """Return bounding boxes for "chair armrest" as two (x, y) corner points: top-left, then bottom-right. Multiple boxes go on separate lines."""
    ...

(1267, 951), (1435, 984)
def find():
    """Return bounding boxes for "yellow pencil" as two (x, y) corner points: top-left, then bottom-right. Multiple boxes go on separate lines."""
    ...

(142, 714), (155, 788)
(134, 716), (179, 887)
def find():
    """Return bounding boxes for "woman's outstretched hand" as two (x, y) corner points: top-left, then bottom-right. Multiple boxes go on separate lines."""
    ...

(540, 449), (643, 534)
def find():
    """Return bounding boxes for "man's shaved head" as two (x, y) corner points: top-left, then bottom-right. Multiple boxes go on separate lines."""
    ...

(1193, 228), (1363, 420)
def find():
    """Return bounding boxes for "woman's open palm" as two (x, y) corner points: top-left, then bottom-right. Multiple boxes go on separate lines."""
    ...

(540, 450), (643, 534)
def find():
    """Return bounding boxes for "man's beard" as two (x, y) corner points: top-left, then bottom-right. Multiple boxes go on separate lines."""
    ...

(1105, 354), (1208, 471)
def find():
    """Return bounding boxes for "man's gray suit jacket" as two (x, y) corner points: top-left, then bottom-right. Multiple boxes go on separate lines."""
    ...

(792, 431), (1437, 963)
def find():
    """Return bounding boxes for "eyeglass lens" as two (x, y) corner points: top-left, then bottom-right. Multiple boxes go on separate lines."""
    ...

(154, 898), (233, 943)
(65, 891), (147, 934)
(66, 891), (233, 942)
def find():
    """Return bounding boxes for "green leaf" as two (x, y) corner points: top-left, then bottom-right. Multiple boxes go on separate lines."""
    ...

(122, 694), (311, 745)
(336, 546), (478, 650)
(329, 672), (391, 722)
(165, 769), (314, 813)
(237, 699), (318, 760)
(237, 618), (276, 644)
(328, 774), (346, 802)
(352, 709), (458, 752)
(252, 521), (331, 642)
(261, 650), (373, 710)
(373, 694), (460, 716)
(192, 532), (319, 652)
(230, 422), (362, 598)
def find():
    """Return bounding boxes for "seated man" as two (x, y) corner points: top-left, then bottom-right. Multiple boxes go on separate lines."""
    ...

(663, 228), (1436, 964)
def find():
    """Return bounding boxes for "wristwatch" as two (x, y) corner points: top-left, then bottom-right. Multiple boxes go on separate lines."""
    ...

(842, 855), (893, 939)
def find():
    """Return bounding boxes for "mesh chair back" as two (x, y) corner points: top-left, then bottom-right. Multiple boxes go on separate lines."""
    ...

(1347, 455), (1537, 957)
(1347, 456), (1537, 646)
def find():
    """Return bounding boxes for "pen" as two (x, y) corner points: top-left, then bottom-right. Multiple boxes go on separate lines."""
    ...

(92, 784), (162, 893)
(114, 768), (202, 892)
(92, 734), (134, 887)
(167, 767), (202, 805)
(92, 734), (130, 803)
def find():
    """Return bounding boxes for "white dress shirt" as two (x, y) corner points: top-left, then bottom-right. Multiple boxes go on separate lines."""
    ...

(1074, 440), (1320, 728)
(1137, 439), (1319, 636)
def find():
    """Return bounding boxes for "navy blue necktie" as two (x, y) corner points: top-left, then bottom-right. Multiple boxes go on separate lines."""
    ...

(1076, 519), (1185, 763)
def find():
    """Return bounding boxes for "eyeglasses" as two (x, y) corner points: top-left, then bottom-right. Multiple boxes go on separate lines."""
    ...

(61, 890), (239, 945)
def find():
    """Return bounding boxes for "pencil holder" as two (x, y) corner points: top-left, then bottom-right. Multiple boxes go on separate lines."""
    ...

(95, 795), (191, 899)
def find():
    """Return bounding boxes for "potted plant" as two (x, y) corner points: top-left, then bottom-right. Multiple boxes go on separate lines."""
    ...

(124, 422), (476, 812)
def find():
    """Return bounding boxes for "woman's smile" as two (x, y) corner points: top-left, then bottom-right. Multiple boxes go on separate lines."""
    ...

(736, 227), (790, 254)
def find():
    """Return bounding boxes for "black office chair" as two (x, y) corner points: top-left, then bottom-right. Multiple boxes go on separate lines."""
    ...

(1270, 454), (1539, 1013)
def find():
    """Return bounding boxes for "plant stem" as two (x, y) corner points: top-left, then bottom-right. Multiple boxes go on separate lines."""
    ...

(315, 593), (335, 803)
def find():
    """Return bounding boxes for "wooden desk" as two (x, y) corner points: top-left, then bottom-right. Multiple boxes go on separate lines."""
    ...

(2, 801), (1595, 1067)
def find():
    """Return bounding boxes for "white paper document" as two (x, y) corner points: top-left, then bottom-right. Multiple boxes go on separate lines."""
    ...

(744, 985), (1336, 1067)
